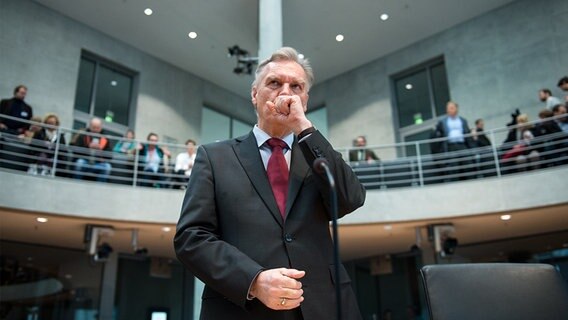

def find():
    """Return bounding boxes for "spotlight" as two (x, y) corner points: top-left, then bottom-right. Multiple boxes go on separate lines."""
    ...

(227, 45), (258, 75)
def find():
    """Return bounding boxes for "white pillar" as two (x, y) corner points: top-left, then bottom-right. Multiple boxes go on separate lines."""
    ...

(258, 0), (283, 62)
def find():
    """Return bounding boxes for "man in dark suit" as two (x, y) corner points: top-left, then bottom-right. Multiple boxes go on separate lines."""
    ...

(349, 135), (379, 163)
(0, 85), (33, 135)
(174, 47), (366, 320)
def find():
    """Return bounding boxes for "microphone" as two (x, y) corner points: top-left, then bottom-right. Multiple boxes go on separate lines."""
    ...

(312, 157), (341, 320)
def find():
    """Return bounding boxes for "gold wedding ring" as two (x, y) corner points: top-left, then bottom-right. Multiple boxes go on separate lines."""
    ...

(280, 298), (287, 306)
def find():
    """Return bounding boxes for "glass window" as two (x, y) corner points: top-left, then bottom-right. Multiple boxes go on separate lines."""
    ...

(0, 241), (104, 318)
(306, 107), (328, 138)
(74, 58), (95, 114)
(404, 130), (433, 157)
(431, 63), (451, 117)
(201, 106), (253, 144)
(73, 54), (136, 128)
(395, 70), (431, 128)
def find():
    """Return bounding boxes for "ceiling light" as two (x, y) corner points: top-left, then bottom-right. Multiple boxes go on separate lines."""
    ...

(144, 8), (153, 16)
(384, 225), (392, 231)
(500, 214), (511, 221)
(298, 53), (305, 59)
(335, 34), (344, 42)
(380, 13), (389, 21)
(162, 227), (171, 232)
(36, 217), (48, 223)
(188, 32), (197, 39)
(110, 80), (117, 86)
(405, 83), (413, 90)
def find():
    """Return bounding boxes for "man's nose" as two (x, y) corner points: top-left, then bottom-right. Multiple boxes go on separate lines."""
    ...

(279, 83), (292, 95)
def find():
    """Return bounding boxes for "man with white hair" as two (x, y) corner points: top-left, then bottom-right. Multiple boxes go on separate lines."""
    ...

(175, 47), (365, 320)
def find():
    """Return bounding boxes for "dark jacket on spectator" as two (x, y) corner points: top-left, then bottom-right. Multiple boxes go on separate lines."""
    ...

(0, 98), (33, 134)
(70, 129), (113, 162)
(433, 116), (474, 152)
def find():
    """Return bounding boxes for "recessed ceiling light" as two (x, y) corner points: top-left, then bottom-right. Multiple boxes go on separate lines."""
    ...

(36, 217), (48, 223)
(335, 34), (344, 42)
(405, 83), (413, 90)
(384, 225), (392, 231)
(162, 227), (171, 232)
(298, 53), (305, 59)
(188, 32), (197, 39)
(110, 80), (117, 86)
(144, 8), (153, 16)
(380, 13), (389, 21)
(500, 214), (511, 221)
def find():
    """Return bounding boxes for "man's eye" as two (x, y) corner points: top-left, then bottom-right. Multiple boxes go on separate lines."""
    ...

(268, 81), (280, 87)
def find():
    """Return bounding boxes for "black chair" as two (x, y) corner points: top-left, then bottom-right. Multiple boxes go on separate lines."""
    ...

(420, 263), (568, 320)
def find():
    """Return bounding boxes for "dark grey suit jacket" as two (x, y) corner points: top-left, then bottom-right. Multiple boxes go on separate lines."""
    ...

(174, 130), (365, 320)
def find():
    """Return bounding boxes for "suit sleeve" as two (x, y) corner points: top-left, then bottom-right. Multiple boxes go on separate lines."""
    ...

(174, 146), (264, 308)
(298, 130), (366, 219)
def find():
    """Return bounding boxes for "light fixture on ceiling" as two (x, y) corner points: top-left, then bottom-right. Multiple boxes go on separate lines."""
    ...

(298, 53), (305, 59)
(335, 34), (344, 42)
(162, 227), (171, 232)
(384, 225), (393, 231)
(110, 80), (117, 86)
(405, 83), (413, 90)
(380, 13), (389, 21)
(500, 214), (512, 221)
(227, 45), (258, 75)
(144, 8), (153, 16)
(188, 32), (197, 39)
(36, 217), (48, 223)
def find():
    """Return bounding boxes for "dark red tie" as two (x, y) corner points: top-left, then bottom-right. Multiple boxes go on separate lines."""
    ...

(266, 138), (289, 219)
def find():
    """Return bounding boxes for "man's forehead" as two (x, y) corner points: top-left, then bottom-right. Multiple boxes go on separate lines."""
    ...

(262, 61), (307, 82)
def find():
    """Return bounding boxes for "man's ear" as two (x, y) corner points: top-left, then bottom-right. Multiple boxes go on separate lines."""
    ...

(251, 87), (257, 106)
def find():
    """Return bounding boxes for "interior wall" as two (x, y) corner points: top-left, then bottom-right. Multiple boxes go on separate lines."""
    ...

(310, 0), (567, 150)
(0, 0), (255, 144)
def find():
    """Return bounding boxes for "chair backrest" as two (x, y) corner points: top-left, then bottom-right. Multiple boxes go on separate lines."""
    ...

(420, 263), (568, 320)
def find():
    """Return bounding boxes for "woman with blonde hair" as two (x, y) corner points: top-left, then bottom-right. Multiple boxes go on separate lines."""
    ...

(502, 113), (540, 171)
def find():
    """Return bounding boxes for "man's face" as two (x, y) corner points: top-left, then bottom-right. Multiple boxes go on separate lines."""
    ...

(15, 87), (27, 100)
(90, 120), (102, 133)
(477, 120), (484, 130)
(148, 135), (159, 147)
(251, 60), (309, 126)
(555, 106), (567, 122)
(186, 142), (196, 154)
(355, 137), (366, 147)
(561, 83), (568, 91)
(539, 90), (548, 102)
(446, 103), (458, 117)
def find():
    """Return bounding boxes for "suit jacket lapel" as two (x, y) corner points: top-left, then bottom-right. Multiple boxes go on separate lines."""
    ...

(285, 139), (309, 218)
(233, 132), (283, 227)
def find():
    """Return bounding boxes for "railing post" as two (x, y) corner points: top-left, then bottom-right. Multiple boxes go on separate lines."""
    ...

(490, 131), (501, 177)
(51, 127), (62, 177)
(132, 147), (140, 187)
(415, 142), (424, 187)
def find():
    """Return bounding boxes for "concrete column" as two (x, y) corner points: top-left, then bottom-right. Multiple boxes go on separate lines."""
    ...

(258, 0), (283, 61)
(99, 252), (118, 319)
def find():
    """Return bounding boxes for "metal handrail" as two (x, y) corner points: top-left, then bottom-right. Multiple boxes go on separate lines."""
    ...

(1, 113), (568, 190)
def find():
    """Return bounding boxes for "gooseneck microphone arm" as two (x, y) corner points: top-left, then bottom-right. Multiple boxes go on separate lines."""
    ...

(313, 158), (342, 320)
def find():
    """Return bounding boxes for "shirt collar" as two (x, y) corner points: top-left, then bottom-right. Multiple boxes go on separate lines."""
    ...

(253, 125), (294, 149)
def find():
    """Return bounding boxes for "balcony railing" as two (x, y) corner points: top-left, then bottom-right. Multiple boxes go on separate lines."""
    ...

(1, 114), (567, 190)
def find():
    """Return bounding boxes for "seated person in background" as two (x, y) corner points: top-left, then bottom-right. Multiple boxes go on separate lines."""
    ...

(0, 85), (33, 135)
(502, 114), (540, 170)
(26, 114), (67, 175)
(173, 139), (197, 189)
(71, 117), (112, 182)
(470, 119), (491, 148)
(113, 129), (138, 155)
(538, 88), (562, 109)
(137, 132), (170, 187)
(552, 104), (568, 133)
(535, 109), (566, 165)
(349, 135), (379, 164)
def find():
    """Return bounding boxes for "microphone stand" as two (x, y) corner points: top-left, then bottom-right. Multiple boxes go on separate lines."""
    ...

(313, 158), (341, 320)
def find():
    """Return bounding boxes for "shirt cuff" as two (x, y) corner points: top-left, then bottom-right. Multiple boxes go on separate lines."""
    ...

(247, 270), (263, 300)
(298, 126), (317, 142)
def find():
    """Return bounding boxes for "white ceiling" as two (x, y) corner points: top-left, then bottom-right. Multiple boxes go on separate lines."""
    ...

(34, 0), (516, 98)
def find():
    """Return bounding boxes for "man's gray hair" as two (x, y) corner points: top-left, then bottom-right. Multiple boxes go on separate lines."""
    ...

(252, 47), (314, 90)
